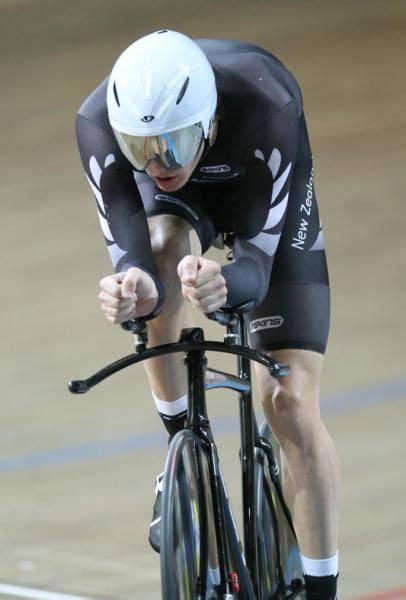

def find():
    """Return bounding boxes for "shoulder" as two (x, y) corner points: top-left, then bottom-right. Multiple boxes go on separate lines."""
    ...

(76, 77), (111, 132)
(75, 77), (133, 170)
(76, 78), (130, 162)
(195, 40), (303, 169)
(195, 38), (303, 115)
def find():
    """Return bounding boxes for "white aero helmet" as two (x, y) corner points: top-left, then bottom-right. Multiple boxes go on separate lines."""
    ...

(107, 30), (217, 170)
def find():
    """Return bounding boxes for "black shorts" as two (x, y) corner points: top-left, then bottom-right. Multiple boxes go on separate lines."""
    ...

(136, 115), (330, 355)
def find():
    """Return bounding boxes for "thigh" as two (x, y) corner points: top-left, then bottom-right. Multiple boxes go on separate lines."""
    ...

(147, 214), (203, 259)
(246, 114), (330, 355)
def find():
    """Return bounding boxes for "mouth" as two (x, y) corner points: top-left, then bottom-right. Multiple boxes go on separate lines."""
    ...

(151, 172), (184, 191)
(154, 174), (177, 183)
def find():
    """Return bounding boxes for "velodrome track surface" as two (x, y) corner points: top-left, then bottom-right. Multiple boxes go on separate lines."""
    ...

(1, 1), (405, 598)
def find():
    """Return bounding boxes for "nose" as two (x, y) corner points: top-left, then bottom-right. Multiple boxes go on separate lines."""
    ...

(146, 157), (169, 173)
(147, 159), (180, 178)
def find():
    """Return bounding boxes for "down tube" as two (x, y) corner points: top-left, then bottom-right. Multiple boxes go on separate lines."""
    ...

(219, 472), (256, 598)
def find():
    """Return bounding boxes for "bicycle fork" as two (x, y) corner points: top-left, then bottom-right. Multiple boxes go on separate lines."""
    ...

(182, 328), (241, 598)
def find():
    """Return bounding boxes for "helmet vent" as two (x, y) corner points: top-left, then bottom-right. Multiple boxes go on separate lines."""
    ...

(157, 30), (168, 34)
(176, 77), (190, 105)
(113, 81), (120, 107)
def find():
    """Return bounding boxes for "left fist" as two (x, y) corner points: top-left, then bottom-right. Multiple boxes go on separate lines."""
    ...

(177, 255), (227, 313)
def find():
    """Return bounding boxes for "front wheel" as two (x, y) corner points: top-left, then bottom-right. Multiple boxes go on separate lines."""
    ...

(160, 430), (220, 600)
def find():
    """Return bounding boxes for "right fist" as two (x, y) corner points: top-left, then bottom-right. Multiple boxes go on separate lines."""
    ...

(98, 267), (158, 324)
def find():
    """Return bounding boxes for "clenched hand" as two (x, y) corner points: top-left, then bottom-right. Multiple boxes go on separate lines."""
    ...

(98, 267), (158, 324)
(178, 255), (227, 313)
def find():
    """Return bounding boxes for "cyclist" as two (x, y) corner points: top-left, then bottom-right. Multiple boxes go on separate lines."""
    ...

(75, 30), (340, 600)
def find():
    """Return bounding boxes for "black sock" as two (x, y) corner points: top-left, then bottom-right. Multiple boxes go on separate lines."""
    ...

(159, 410), (187, 440)
(305, 574), (338, 600)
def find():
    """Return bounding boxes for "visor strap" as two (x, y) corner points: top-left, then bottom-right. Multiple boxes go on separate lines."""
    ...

(199, 138), (212, 164)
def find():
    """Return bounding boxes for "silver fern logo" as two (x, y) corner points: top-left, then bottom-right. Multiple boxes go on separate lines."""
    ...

(246, 148), (292, 257)
(86, 154), (126, 268)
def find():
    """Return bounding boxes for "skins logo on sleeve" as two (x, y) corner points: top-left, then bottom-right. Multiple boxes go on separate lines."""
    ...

(200, 164), (231, 173)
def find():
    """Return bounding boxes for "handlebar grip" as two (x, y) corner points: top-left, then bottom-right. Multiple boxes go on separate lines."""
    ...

(69, 379), (90, 394)
(272, 363), (290, 378)
(121, 319), (148, 334)
(206, 300), (256, 327)
(206, 311), (238, 327)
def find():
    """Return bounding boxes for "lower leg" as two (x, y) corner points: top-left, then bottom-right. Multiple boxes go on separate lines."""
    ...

(272, 410), (340, 598)
(256, 350), (340, 598)
(279, 419), (340, 559)
(142, 215), (202, 433)
(144, 302), (190, 401)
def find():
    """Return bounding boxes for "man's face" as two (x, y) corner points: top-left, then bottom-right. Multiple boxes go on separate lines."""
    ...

(146, 143), (205, 192)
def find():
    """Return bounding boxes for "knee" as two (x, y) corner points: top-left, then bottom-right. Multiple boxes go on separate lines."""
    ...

(149, 215), (200, 280)
(262, 380), (309, 422)
(259, 376), (321, 452)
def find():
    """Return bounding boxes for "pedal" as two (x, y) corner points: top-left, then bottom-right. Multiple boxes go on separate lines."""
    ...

(228, 572), (240, 593)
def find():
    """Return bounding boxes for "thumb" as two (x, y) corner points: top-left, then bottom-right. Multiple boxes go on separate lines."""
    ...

(178, 255), (200, 285)
(121, 269), (138, 299)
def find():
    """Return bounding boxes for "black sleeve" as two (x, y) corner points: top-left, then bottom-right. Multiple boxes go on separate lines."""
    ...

(221, 101), (299, 309)
(75, 113), (165, 309)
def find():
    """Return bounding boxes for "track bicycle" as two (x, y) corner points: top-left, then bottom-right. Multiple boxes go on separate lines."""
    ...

(69, 309), (305, 599)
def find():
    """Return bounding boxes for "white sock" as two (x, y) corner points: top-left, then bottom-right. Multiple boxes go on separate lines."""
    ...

(152, 393), (188, 417)
(208, 566), (221, 584)
(301, 551), (339, 577)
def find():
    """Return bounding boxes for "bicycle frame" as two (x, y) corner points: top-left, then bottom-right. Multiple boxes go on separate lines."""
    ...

(181, 316), (261, 594)
(69, 312), (294, 598)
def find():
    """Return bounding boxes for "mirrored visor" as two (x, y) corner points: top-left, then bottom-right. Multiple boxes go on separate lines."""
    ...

(114, 122), (205, 171)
